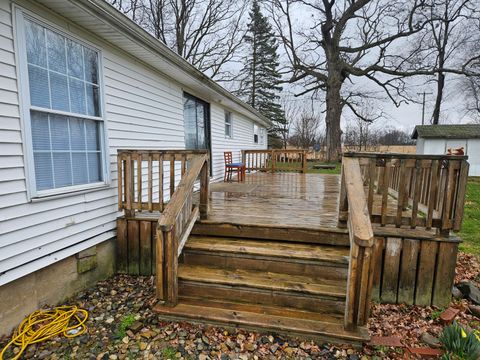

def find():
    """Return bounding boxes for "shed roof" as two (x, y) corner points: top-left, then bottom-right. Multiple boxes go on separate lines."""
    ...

(412, 124), (480, 139)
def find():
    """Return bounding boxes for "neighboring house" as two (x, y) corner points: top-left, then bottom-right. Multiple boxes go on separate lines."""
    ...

(412, 124), (480, 176)
(0, 0), (270, 329)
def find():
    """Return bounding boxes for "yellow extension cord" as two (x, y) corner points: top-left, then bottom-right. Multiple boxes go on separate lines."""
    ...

(0, 306), (88, 360)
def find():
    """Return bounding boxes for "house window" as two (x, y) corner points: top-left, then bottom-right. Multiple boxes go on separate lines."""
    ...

(260, 128), (266, 145)
(225, 111), (232, 138)
(254, 124), (259, 144)
(19, 15), (105, 195)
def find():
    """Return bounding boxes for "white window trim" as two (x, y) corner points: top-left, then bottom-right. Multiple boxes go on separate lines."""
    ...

(14, 7), (110, 200)
(260, 128), (266, 145)
(225, 111), (233, 139)
(253, 124), (259, 144)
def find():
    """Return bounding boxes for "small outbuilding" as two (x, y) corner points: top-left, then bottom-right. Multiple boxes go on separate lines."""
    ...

(412, 124), (480, 176)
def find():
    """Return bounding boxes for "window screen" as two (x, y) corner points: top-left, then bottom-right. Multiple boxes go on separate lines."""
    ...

(24, 18), (104, 192)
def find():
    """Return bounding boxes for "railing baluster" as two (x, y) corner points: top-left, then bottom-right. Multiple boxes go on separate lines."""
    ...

(159, 154), (164, 212)
(148, 154), (153, 212)
(137, 153), (142, 211)
(380, 159), (390, 226)
(170, 155), (175, 197)
(441, 160), (456, 232)
(453, 161), (469, 231)
(367, 159), (375, 214)
(125, 152), (134, 217)
(426, 159), (439, 229)
(395, 159), (406, 227)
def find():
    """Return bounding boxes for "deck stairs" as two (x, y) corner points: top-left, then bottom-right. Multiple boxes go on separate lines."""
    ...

(153, 222), (369, 345)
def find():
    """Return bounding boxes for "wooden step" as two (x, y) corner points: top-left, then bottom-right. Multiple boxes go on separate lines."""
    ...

(192, 221), (350, 246)
(153, 297), (369, 346)
(178, 265), (346, 314)
(183, 235), (349, 280)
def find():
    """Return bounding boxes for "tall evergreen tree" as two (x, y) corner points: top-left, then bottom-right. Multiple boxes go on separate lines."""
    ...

(239, 0), (286, 144)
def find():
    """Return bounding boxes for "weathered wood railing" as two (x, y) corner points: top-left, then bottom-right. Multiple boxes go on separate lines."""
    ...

(339, 152), (469, 234)
(156, 153), (209, 305)
(242, 149), (307, 173)
(117, 149), (209, 305)
(340, 157), (375, 330)
(117, 149), (209, 217)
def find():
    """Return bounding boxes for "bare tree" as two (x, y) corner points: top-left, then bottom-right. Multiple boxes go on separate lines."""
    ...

(279, 96), (302, 149)
(414, 0), (478, 124)
(462, 76), (480, 123)
(289, 112), (321, 149)
(268, 0), (479, 161)
(109, 0), (247, 80)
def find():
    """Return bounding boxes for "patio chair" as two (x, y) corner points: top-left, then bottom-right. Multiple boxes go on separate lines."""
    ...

(224, 151), (245, 182)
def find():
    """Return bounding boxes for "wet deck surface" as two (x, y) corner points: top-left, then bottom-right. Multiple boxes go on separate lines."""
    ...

(206, 173), (341, 230)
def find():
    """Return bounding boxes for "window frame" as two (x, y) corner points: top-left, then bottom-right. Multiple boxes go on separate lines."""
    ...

(15, 8), (109, 199)
(224, 110), (233, 138)
(260, 128), (266, 145)
(253, 124), (259, 144)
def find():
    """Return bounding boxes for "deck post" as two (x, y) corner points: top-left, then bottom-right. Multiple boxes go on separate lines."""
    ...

(302, 150), (307, 173)
(200, 157), (210, 220)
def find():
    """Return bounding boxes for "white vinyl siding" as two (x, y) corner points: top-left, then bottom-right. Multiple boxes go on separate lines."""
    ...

(0, 0), (266, 285)
(210, 103), (267, 179)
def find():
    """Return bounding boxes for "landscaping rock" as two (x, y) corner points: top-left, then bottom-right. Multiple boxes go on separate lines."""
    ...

(452, 286), (463, 299)
(127, 321), (143, 333)
(468, 304), (480, 318)
(420, 332), (441, 348)
(456, 281), (480, 304)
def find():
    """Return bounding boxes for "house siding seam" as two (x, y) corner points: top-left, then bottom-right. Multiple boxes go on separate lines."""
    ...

(0, 0), (266, 286)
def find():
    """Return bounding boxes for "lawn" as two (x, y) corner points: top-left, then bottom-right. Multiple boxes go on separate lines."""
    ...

(458, 177), (480, 257)
(272, 161), (342, 174)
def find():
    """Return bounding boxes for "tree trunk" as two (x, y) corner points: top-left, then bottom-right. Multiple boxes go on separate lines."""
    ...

(325, 76), (343, 162)
(432, 72), (445, 125)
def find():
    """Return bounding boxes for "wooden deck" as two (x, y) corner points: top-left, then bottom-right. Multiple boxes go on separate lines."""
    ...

(205, 172), (341, 230)
(116, 150), (469, 346)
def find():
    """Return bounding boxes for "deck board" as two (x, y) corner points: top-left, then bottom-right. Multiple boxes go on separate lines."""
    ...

(206, 173), (341, 229)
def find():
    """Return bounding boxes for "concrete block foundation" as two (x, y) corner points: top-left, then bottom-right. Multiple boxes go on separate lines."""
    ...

(0, 239), (115, 336)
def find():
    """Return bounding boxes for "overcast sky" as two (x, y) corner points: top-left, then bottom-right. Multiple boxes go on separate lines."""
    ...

(260, 2), (479, 134)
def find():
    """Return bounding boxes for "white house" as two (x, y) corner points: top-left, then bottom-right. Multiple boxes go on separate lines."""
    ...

(0, 0), (270, 333)
(412, 124), (480, 176)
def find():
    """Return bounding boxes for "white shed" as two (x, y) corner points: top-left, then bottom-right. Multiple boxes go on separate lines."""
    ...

(412, 124), (480, 176)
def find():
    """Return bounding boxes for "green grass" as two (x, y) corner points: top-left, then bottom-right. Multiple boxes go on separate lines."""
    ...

(458, 177), (480, 257)
(271, 161), (341, 174)
(159, 346), (177, 359)
(115, 313), (136, 339)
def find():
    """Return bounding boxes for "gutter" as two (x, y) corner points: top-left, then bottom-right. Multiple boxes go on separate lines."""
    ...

(68, 0), (272, 129)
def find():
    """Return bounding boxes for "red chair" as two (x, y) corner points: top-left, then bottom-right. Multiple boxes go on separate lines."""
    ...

(224, 152), (245, 182)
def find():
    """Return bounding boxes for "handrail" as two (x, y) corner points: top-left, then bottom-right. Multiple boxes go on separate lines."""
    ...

(340, 157), (375, 331)
(242, 149), (307, 173)
(117, 149), (210, 305)
(342, 157), (375, 247)
(339, 152), (469, 233)
(158, 153), (208, 231)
